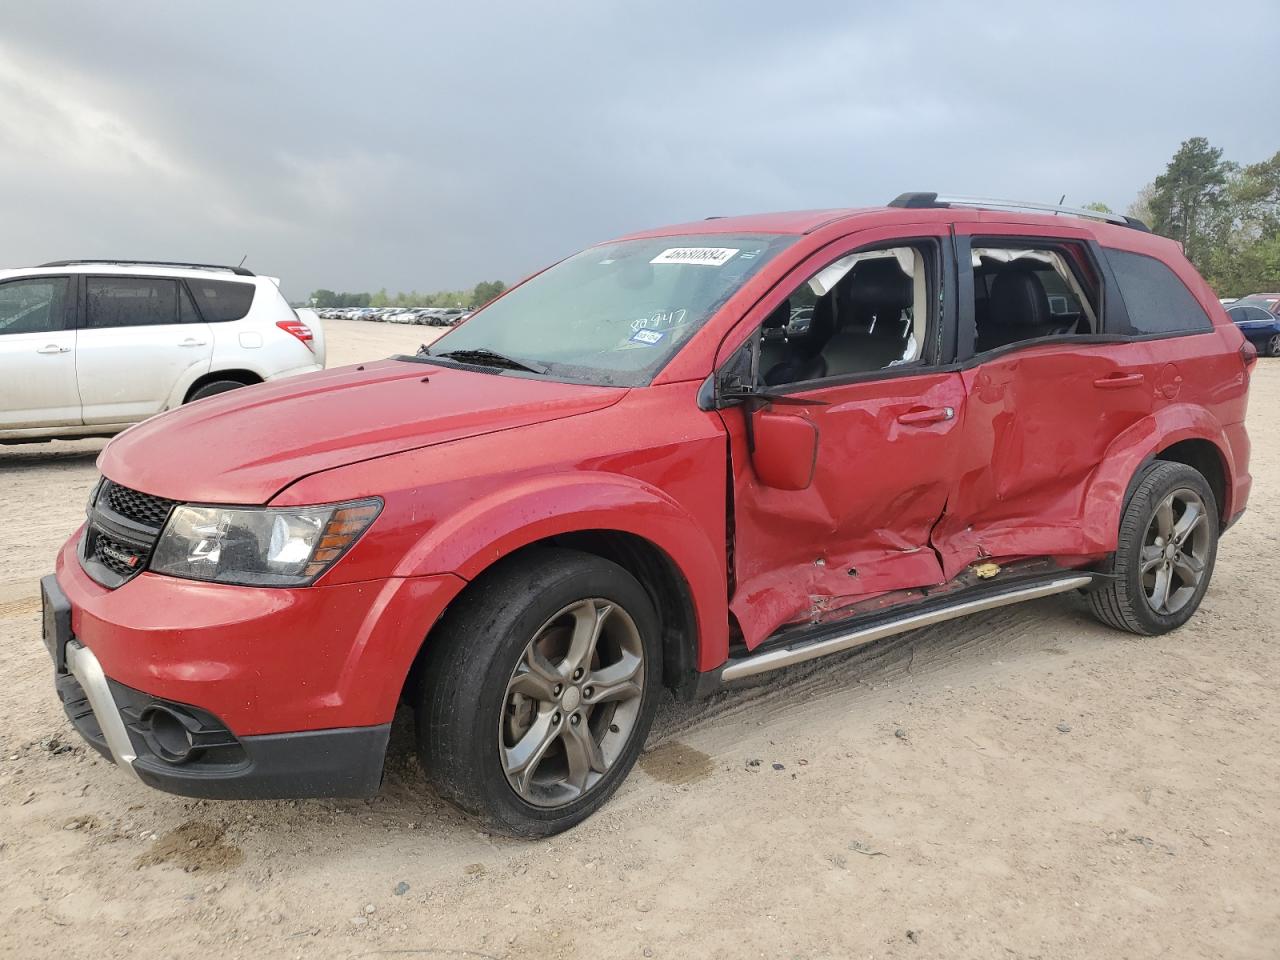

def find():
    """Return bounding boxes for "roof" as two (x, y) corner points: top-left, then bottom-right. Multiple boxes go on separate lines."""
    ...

(0, 262), (265, 283)
(39, 259), (254, 276)
(614, 208), (874, 240)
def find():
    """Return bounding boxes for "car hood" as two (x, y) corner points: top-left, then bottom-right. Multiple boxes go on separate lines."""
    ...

(98, 360), (627, 503)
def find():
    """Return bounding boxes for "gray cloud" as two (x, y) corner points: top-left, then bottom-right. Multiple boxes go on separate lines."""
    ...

(1, 1), (1277, 299)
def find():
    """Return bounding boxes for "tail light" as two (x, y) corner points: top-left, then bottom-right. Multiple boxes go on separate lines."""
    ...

(277, 319), (314, 351)
(1240, 339), (1258, 371)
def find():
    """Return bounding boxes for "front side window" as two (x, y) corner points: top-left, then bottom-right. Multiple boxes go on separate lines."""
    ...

(86, 277), (179, 328)
(753, 245), (934, 387)
(424, 233), (796, 386)
(970, 245), (1098, 353)
(0, 277), (68, 335)
(1106, 249), (1212, 335)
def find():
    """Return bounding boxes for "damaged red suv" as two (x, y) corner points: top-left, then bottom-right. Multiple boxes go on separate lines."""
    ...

(42, 194), (1254, 836)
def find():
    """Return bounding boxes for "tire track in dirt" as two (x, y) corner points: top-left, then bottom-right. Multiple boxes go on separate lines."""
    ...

(650, 594), (1103, 749)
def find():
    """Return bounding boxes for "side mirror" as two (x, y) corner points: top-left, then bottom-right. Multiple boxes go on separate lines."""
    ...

(750, 409), (818, 490)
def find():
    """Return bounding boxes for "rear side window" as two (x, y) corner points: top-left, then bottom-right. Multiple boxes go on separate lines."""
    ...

(188, 279), (255, 322)
(0, 276), (68, 335)
(1107, 249), (1212, 335)
(86, 277), (178, 328)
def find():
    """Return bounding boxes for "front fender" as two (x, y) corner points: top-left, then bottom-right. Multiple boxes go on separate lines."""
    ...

(1081, 403), (1235, 549)
(396, 472), (731, 672)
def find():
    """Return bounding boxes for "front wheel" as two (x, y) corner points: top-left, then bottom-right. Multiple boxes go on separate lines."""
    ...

(1266, 332), (1280, 358)
(417, 548), (661, 837)
(1088, 461), (1219, 635)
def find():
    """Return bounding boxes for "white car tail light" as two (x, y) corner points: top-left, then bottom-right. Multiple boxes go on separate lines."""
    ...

(277, 319), (315, 351)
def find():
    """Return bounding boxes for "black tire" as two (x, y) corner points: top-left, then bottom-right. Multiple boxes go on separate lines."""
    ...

(1088, 461), (1219, 635)
(187, 379), (249, 403)
(417, 547), (662, 837)
(1266, 333), (1280, 358)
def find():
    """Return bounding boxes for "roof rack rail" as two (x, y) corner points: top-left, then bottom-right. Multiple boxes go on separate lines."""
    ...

(37, 259), (256, 276)
(887, 192), (1150, 232)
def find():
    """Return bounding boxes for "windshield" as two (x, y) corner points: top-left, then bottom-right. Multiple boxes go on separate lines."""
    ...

(421, 233), (796, 386)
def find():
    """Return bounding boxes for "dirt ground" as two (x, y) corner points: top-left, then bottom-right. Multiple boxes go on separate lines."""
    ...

(1, 320), (1277, 960)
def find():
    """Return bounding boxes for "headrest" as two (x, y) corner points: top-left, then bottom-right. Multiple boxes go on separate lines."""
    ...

(989, 266), (1050, 328)
(845, 257), (912, 311)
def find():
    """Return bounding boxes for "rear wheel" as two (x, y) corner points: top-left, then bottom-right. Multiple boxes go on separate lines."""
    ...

(187, 379), (250, 403)
(417, 548), (661, 836)
(1089, 461), (1218, 635)
(1266, 332), (1280, 358)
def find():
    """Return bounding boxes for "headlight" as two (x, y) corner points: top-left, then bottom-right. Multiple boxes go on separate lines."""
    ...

(149, 499), (381, 587)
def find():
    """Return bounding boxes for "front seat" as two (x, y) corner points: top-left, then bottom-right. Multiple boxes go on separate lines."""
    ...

(976, 266), (1062, 352)
(823, 258), (914, 375)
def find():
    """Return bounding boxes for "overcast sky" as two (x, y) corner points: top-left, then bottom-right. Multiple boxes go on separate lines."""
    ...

(2, 1), (1277, 300)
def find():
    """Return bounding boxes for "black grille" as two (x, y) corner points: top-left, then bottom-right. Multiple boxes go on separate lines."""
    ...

(102, 482), (178, 529)
(80, 479), (182, 589)
(92, 533), (146, 578)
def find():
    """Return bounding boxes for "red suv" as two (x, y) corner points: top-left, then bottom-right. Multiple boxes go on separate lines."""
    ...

(42, 194), (1254, 836)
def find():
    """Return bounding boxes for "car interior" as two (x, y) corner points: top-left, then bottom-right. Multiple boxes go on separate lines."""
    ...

(971, 247), (1097, 352)
(756, 244), (1100, 387)
(758, 247), (927, 386)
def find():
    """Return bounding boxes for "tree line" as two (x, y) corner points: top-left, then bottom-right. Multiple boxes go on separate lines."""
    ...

(1115, 138), (1278, 297)
(309, 280), (507, 309)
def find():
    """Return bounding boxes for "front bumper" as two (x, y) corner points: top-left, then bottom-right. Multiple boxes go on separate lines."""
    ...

(265, 361), (325, 380)
(46, 575), (391, 798)
(45, 528), (467, 799)
(53, 531), (464, 735)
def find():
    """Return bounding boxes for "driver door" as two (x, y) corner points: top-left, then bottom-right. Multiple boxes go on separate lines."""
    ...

(714, 226), (966, 649)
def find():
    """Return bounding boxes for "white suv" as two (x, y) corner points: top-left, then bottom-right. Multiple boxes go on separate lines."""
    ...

(0, 260), (325, 444)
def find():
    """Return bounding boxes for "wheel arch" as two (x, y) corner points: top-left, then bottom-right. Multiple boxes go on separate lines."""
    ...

(396, 473), (730, 702)
(1149, 437), (1229, 523)
(1084, 405), (1236, 551)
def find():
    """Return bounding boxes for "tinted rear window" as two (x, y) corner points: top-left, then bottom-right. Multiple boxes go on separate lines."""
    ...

(188, 279), (255, 322)
(1106, 249), (1212, 335)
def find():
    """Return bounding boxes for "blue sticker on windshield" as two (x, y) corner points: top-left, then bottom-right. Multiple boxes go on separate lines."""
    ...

(630, 329), (665, 346)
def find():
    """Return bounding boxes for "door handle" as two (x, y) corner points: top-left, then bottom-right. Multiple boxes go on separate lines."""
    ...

(36, 344), (71, 354)
(178, 338), (208, 347)
(897, 406), (955, 425)
(1093, 373), (1145, 389)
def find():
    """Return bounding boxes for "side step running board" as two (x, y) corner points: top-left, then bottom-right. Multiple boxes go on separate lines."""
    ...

(720, 574), (1095, 682)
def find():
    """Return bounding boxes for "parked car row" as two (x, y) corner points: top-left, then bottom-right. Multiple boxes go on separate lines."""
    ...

(317, 305), (471, 326)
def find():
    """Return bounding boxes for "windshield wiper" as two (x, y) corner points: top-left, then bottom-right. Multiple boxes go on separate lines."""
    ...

(427, 347), (548, 375)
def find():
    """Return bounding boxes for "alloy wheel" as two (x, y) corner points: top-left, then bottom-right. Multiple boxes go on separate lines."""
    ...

(1268, 333), (1280, 357)
(500, 598), (645, 807)
(1140, 487), (1211, 615)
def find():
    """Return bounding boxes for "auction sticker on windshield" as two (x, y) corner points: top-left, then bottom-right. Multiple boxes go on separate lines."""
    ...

(650, 247), (739, 266)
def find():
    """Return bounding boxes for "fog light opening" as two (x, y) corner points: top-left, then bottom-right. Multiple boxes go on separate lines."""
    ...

(141, 706), (198, 764)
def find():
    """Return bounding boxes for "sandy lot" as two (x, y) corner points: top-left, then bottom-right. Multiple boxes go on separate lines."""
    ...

(1, 321), (1277, 960)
